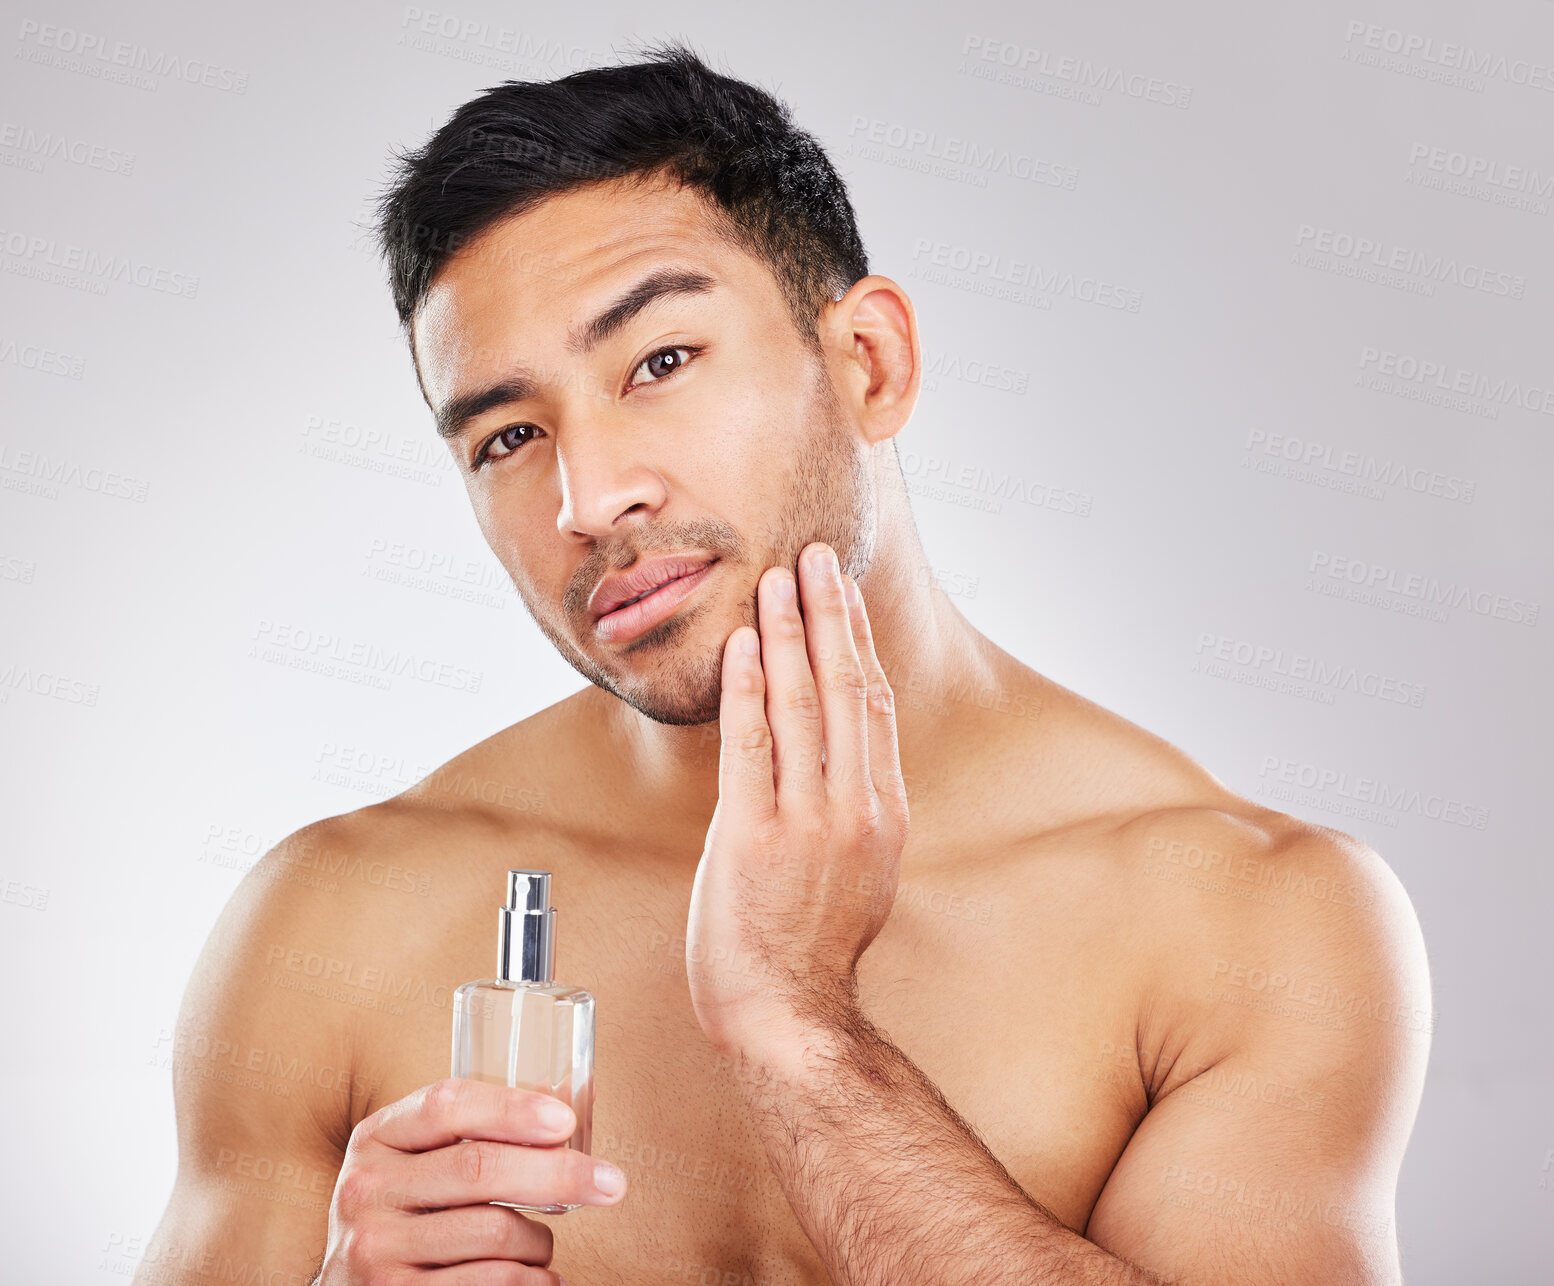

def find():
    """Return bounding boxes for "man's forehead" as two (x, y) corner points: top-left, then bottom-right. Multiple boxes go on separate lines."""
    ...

(421, 179), (727, 321)
(412, 183), (740, 387)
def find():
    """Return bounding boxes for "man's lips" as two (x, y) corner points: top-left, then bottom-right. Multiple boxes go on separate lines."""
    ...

(589, 555), (719, 645)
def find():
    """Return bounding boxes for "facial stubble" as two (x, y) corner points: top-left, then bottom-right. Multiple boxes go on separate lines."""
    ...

(528, 366), (877, 726)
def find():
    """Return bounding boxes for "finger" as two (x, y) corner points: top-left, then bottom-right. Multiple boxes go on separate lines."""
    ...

(718, 624), (777, 820)
(397, 1202), (554, 1267)
(756, 565), (824, 800)
(840, 573), (907, 816)
(390, 1138), (625, 1211)
(796, 543), (870, 802)
(366, 1079), (576, 1155)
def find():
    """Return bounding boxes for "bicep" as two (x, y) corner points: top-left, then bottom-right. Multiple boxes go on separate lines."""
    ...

(1085, 1042), (1407, 1286)
(136, 838), (357, 1285)
(1087, 931), (1423, 1286)
(1087, 837), (1432, 1285)
(135, 1170), (335, 1286)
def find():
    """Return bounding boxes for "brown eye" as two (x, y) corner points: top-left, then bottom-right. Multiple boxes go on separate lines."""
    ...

(476, 423), (538, 468)
(631, 346), (695, 385)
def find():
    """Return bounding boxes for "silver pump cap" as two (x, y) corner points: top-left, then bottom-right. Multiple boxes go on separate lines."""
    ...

(497, 869), (556, 984)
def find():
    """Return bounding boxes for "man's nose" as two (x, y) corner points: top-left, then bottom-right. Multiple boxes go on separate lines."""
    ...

(553, 413), (668, 539)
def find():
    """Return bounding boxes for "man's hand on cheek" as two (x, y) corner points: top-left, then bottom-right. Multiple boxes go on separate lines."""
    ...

(686, 541), (911, 1063)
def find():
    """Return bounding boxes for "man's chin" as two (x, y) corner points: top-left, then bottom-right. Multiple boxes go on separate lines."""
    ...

(585, 634), (727, 726)
(597, 671), (723, 726)
(633, 695), (723, 727)
(583, 595), (751, 725)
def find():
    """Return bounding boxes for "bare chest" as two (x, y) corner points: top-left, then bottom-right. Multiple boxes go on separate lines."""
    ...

(359, 855), (1145, 1285)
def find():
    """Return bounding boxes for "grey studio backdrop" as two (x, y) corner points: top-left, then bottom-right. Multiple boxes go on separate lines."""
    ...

(1, 0), (1549, 1279)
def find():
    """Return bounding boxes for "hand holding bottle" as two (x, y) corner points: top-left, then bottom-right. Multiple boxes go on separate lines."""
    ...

(314, 1077), (626, 1283)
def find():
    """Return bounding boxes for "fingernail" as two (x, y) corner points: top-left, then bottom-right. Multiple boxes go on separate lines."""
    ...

(594, 1162), (626, 1196)
(844, 578), (860, 606)
(775, 575), (795, 601)
(540, 1099), (572, 1131)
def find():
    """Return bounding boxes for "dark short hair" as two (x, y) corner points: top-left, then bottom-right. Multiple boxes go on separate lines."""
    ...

(373, 39), (869, 358)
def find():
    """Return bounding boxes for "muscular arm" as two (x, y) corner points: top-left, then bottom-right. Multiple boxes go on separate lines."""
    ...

(735, 1010), (1167, 1284)
(134, 821), (367, 1286)
(691, 552), (1431, 1284)
(726, 829), (1431, 1286)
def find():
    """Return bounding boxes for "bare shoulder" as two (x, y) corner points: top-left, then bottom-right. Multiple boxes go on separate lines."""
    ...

(175, 800), (460, 1135)
(996, 659), (1432, 1073)
(400, 697), (585, 827)
(1087, 745), (1435, 1112)
(140, 804), (440, 1279)
(1030, 692), (1436, 1280)
(227, 692), (604, 1018)
(1019, 662), (1421, 907)
(139, 695), (601, 1279)
(174, 687), (596, 1128)
(1110, 802), (1434, 1026)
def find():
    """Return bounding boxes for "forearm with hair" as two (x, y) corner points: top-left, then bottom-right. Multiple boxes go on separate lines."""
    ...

(733, 1010), (1171, 1286)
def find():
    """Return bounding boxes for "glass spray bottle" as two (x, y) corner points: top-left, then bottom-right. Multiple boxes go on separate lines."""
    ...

(450, 869), (595, 1214)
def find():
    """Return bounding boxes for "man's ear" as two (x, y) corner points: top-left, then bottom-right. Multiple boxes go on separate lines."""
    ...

(820, 276), (921, 445)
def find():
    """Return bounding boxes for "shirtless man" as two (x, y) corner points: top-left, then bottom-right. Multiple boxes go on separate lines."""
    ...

(138, 44), (1431, 1286)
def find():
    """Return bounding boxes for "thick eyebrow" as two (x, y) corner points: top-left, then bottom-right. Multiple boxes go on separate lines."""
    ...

(434, 266), (718, 441)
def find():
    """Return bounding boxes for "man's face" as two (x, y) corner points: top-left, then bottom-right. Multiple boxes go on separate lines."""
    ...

(413, 176), (876, 726)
